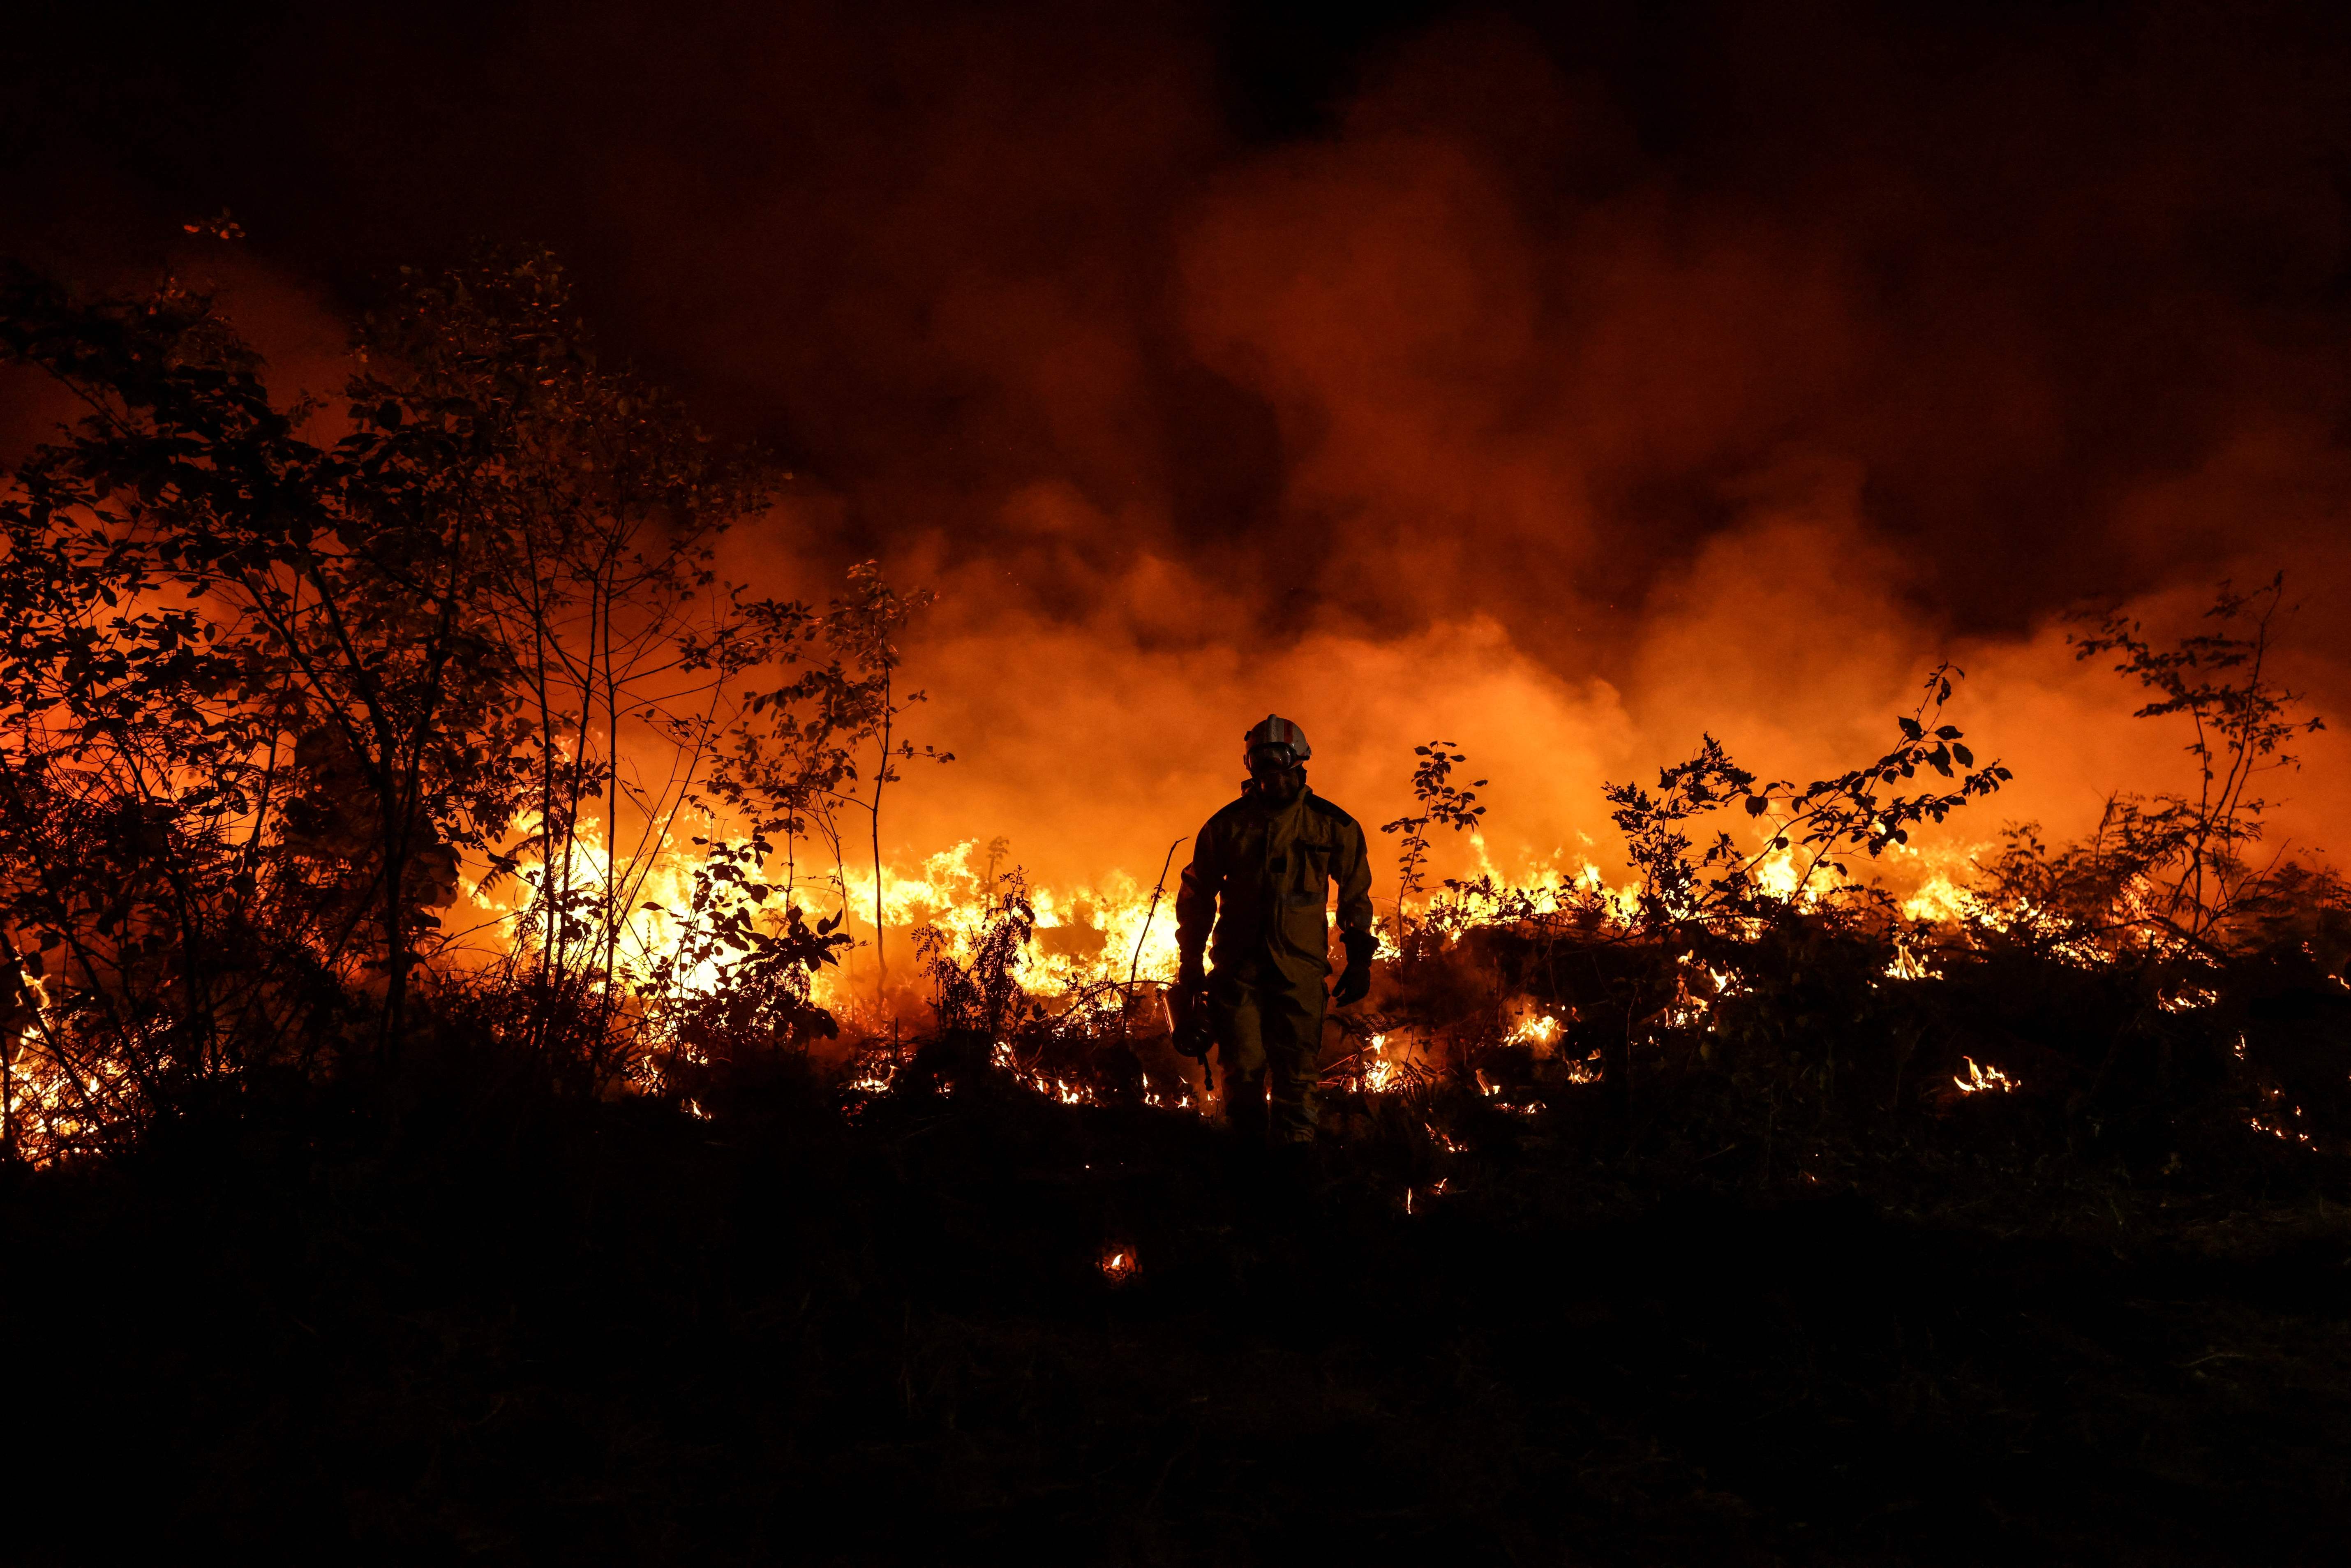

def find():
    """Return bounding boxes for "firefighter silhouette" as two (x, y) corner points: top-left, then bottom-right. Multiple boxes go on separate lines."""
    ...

(1173, 715), (1376, 1145)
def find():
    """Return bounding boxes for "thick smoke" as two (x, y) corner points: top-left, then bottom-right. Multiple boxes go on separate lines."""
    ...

(9, 1), (2351, 893)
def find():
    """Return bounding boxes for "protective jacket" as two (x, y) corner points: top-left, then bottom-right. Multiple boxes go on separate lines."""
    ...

(1175, 784), (1376, 986)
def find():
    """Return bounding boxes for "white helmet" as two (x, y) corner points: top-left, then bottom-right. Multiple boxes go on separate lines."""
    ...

(1243, 713), (1311, 766)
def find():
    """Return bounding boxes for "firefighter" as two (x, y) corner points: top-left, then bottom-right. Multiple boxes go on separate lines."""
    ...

(1173, 714), (1377, 1145)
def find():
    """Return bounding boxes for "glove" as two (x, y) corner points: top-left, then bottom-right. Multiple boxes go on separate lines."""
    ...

(1332, 930), (1377, 1008)
(1172, 952), (1215, 1060)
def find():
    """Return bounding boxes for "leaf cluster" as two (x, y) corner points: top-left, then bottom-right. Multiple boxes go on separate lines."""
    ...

(2054, 574), (2324, 949)
(1605, 663), (2012, 932)
(1379, 741), (1487, 944)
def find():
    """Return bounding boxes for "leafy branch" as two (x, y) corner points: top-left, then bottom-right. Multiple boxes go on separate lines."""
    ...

(1605, 663), (2012, 931)
(2060, 573), (2324, 947)
(1380, 741), (1486, 947)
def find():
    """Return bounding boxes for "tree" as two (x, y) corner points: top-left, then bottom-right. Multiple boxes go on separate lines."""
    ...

(0, 261), (537, 1079)
(1379, 741), (1485, 948)
(0, 246), (833, 1149)
(349, 251), (802, 1070)
(813, 562), (950, 1003)
(2063, 574), (2324, 951)
(678, 559), (951, 1037)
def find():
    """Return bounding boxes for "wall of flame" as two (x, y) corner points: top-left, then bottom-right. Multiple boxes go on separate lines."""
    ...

(9, 1), (2351, 1007)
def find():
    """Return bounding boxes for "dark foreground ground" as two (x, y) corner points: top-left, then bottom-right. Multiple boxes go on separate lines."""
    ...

(5, 1058), (2348, 1566)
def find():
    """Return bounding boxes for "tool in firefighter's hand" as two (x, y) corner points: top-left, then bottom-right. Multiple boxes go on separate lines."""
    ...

(1165, 979), (1217, 1066)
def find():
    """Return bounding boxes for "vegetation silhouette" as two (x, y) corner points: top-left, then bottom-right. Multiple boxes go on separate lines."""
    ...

(3, 253), (2349, 1564)
(0, 250), (955, 1152)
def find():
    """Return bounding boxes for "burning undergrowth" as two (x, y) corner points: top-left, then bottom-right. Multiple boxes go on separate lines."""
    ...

(818, 865), (2351, 1223)
(5, 251), (2351, 1564)
(0, 247), (2344, 1215)
(764, 585), (2351, 1221)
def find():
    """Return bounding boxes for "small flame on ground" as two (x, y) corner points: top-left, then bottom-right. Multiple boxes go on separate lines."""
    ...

(1507, 1012), (1561, 1051)
(990, 1039), (1097, 1105)
(1954, 1057), (2018, 1095)
(1099, 1247), (1139, 1285)
(1361, 1033), (1402, 1093)
(2249, 1113), (2314, 1146)
(848, 1059), (900, 1096)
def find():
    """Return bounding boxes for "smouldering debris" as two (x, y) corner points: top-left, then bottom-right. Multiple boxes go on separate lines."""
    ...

(1953, 1057), (2018, 1095)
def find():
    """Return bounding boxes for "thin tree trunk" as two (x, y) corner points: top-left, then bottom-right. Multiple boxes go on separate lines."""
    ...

(380, 767), (409, 1056)
(871, 669), (891, 1002)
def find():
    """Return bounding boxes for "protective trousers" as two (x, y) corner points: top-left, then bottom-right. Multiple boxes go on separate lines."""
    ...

(1210, 967), (1326, 1145)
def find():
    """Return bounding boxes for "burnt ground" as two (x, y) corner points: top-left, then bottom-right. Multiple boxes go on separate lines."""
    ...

(4, 1061), (2348, 1566)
